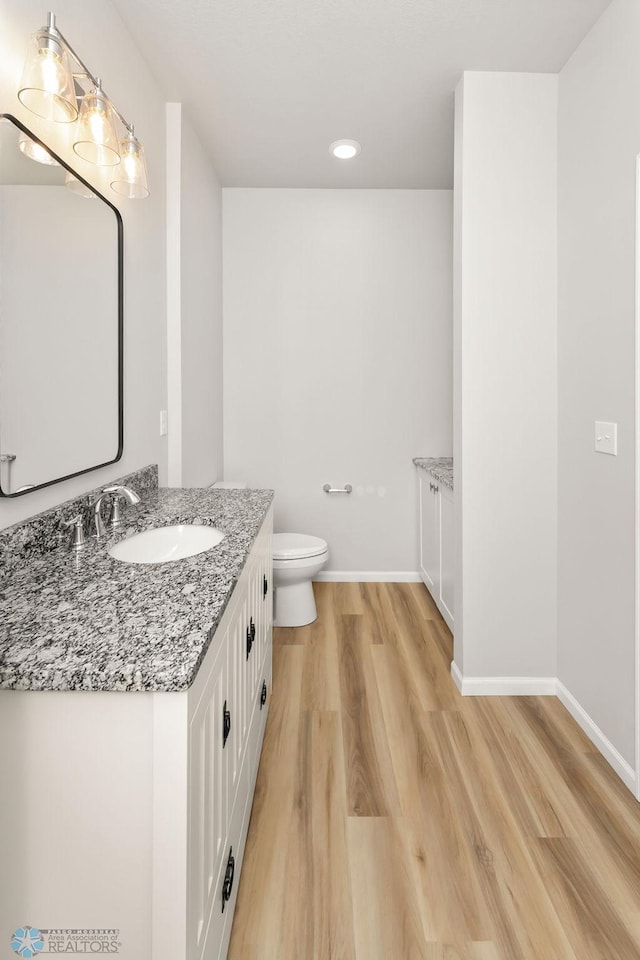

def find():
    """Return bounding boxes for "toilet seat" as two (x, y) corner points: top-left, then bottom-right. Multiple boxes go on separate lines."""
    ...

(272, 532), (328, 561)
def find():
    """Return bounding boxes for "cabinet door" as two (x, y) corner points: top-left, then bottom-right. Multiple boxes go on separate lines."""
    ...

(438, 484), (455, 632)
(419, 473), (439, 594)
(229, 593), (248, 811)
(188, 642), (229, 960)
(258, 521), (272, 686)
(256, 546), (271, 674)
(248, 556), (261, 701)
(217, 759), (251, 960)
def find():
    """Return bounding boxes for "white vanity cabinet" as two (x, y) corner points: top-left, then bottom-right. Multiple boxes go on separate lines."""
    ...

(418, 473), (454, 632)
(169, 509), (273, 960)
(0, 508), (273, 960)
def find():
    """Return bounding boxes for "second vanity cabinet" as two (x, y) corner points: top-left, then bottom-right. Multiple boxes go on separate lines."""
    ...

(418, 472), (454, 631)
(0, 506), (273, 960)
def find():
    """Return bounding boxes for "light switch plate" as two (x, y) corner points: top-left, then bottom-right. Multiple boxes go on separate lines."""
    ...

(594, 420), (617, 456)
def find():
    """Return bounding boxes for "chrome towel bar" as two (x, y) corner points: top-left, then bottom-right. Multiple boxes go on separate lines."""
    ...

(322, 483), (352, 494)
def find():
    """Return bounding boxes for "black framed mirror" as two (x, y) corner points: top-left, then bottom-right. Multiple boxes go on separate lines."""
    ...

(0, 113), (123, 497)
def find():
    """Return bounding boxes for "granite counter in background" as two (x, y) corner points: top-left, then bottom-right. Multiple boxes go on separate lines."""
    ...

(413, 457), (453, 490)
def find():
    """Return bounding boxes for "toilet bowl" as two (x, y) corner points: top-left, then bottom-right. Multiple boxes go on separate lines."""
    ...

(272, 533), (329, 627)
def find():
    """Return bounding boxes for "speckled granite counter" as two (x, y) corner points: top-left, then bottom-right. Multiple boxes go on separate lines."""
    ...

(413, 457), (454, 491)
(0, 487), (273, 693)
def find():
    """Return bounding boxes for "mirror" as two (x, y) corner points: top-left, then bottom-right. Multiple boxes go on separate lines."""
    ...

(0, 113), (122, 497)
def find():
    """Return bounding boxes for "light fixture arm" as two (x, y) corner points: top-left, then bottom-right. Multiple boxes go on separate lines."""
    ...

(43, 11), (134, 134)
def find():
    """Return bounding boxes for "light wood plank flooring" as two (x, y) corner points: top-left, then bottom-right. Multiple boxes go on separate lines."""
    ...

(228, 581), (640, 960)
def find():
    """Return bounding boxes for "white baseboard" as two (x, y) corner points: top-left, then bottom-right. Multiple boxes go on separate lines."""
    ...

(450, 663), (556, 696)
(556, 680), (637, 794)
(451, 664), (637, 796)
(451, 660), (463, 692)
(314, 571), (422, 583)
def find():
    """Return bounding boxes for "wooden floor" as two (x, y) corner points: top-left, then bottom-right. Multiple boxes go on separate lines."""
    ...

(228, 581), (640, 960)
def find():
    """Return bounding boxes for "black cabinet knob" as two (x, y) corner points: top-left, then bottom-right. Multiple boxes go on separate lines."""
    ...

(221, 847), (235, 912)
(263, 574), (268, 598)
(246, 624), (253, 659)
(222, 701), (231, 748)
(260, 680), (267, 709)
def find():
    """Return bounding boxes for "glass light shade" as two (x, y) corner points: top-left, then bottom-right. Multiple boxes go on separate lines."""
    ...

(18, 130), (59, 166)
(110, 131), (150, 199)
(18, 29), (78, 122)
(73, 87), (120, 166)
(64, 171), (97, 198)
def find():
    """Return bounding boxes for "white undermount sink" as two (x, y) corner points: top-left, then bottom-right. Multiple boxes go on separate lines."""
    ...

(108, 524), (225, 564)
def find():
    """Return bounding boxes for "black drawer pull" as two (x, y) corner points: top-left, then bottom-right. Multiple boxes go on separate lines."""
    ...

(263, 574), (268, 598)
(246, 624), (253, 659)
(222, 701), (231, 748)
(221, 847), (235, 912)
(250, 617), (256, 642)
(260, 680), (267, 709)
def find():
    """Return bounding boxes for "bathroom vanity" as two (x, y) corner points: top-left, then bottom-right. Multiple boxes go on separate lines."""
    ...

(414, 457), (454, 631)
(0, 469), (273, 960)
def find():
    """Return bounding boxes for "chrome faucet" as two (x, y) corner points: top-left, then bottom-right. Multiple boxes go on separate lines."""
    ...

(91, 484), (140, 537)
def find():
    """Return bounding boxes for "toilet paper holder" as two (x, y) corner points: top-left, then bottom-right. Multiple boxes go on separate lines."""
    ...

(322, 483), (352, 494)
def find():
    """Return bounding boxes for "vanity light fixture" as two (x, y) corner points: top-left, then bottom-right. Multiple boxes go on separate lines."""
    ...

(17, 12), (149, 198)
(110, 127), (150, 199)
(73, 81), (120, 166)
(18, 14), (77, 122)
(329, 139), (361, 160)
(18, 130), (59, 166)
(64, 171), (97, 198)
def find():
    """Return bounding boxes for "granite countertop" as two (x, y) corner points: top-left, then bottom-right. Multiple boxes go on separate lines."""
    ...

(0, 487), (273, 693)
(413, 457), (454, 491)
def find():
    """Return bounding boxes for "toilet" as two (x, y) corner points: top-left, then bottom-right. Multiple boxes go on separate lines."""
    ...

(272, 533), (329, 627)
(210, 483), (328, 628)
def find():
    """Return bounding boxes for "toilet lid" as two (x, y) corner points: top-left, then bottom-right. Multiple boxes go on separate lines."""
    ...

(272, 533), (328, 560)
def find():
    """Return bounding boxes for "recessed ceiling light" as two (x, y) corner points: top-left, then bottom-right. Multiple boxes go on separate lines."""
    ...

(330, 139), (361, 160)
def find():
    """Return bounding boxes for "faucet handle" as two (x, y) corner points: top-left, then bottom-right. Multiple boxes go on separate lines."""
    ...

(64, 514), (86, 551)
(103, 484), (141, 529)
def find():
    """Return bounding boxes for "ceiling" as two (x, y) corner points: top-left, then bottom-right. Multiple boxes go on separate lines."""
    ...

(113, 0), (612, 189)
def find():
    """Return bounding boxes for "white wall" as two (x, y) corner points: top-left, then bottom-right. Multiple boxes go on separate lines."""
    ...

(223, 189), (452, 574)
(558, 0), (640, 768)
(180, 117), (223, 487)
(0, 0), (167, 528)
(454, 72), (558, 680)
(166, 104), (223, 488)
